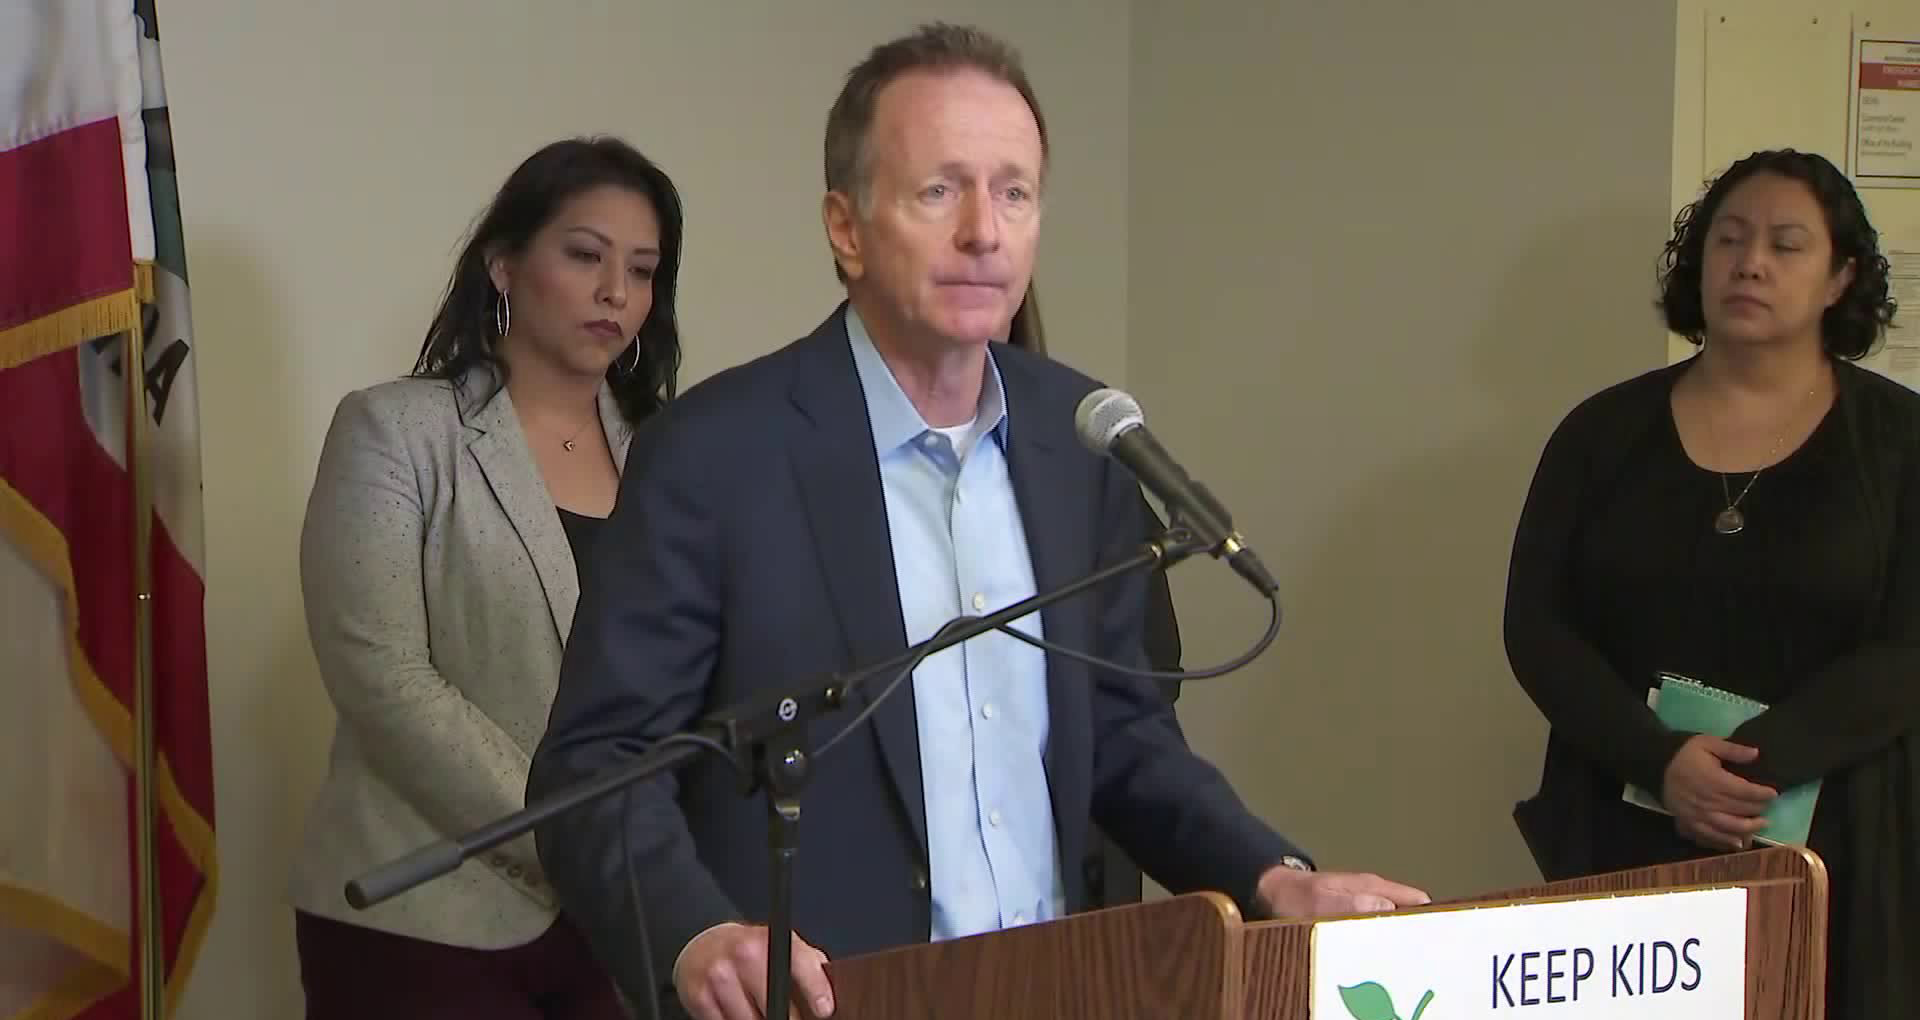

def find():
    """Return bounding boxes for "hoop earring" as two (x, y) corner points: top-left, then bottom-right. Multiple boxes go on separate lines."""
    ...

(494, 291), (511, 339)
(628, 338), (642, 375)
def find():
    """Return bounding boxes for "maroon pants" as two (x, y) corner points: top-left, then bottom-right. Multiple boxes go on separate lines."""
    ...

(295, 910), (628, 1019)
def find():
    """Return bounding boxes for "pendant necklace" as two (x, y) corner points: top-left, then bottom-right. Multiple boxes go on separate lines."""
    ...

(1714, 474), (1758, 535)
(539, 412), (595, 452)
(1708, 383), (1818, 536)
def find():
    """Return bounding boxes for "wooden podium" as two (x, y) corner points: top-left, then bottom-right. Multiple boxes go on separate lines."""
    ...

(822, 846), (1827, 1019)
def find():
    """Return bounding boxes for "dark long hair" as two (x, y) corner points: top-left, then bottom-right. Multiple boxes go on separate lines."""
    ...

(1657, 148), (1896, 360)
(413, 136), (685, 423)
(1007, 285), (1045, 353)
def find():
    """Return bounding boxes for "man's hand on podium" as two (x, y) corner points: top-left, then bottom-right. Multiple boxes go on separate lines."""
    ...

(1254, 864), (1431, 919)
(674, 922), (834, 1020)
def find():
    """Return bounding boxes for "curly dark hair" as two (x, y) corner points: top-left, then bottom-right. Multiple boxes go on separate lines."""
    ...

(1656, 148), (1896, 360)
(412, 136), (684, 424)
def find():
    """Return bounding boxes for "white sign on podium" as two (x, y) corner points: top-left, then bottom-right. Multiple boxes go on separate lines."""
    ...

(1310, 887), (1747, 1018)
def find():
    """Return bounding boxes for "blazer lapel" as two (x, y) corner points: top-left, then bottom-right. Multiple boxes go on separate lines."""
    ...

(787, 311), (927, 856)
(997, 353), (1095, 884)
(462, 375), (576, 643)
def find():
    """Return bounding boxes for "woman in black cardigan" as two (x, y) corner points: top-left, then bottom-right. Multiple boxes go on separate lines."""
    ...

(1503, 149), (1915, 1015)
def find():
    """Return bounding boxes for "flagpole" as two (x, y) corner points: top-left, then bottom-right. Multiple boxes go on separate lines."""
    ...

(127, 292), (164, 1020)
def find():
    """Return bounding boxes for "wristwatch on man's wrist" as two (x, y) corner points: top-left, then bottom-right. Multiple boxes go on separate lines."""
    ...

(1278, 854), (1314, 873)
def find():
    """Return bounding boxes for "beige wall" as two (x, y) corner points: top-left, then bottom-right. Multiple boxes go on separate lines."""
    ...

(1129, 2), (1677, 900)
(155, 0), (1693, 1014)
(158, 2), (1126, 1015)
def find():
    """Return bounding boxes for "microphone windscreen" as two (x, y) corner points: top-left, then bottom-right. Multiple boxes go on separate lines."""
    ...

(1074, 388), (1144, 454)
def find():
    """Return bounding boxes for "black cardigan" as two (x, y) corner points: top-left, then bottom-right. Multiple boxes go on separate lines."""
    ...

(1504, 356), (1920, 1017)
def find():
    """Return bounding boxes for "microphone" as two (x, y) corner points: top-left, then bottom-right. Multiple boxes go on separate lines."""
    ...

(1075, 388), (1279, 597)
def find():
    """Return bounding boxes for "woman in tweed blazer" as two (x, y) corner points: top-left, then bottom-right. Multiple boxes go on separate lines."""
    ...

(290, 137), (684, 1018)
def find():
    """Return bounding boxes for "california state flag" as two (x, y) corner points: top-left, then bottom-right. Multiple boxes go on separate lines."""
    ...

(0, 1), (217, 1018)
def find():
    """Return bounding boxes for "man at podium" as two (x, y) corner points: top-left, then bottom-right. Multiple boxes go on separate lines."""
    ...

(527, 22), (1430, 1020)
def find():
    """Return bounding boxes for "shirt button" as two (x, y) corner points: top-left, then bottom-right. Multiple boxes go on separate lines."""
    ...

(988, 809), (1003, 827)
(981, 702), (996, 720)
(922, 434), (941, 449)
(972, 593), (986, 611)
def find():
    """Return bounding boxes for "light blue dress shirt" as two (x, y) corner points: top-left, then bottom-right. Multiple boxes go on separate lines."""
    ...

(844, 306), (1065, 941)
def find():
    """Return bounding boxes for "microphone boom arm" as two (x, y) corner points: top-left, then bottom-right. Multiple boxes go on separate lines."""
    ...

(345, 524), (1211, 1020)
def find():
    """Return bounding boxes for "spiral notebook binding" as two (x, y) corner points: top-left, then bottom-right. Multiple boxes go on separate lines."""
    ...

(1655, 671), (1768, 713)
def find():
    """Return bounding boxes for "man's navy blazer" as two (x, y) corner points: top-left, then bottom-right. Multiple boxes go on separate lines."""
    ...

(526, 306), (1303, 1003)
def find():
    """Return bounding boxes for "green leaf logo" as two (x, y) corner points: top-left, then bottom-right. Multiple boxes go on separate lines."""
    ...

(1338, 982), (1435, 1020)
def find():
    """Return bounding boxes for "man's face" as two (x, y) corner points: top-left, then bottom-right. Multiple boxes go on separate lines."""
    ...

(830, 68), (1044, 349)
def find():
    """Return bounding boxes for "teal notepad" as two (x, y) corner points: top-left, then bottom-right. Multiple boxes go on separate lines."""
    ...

(1622, 672), (1821, 847)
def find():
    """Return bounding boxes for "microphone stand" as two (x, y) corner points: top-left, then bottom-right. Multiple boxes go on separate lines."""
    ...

(346, 526), (1207, 1019)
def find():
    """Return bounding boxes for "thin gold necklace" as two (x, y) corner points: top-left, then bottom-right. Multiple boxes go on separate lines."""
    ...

(555, 418), (594, 453)
(526, 406), (596, 452)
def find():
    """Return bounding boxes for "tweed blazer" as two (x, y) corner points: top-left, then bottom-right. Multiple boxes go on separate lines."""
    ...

(289, 366), (631, 948)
